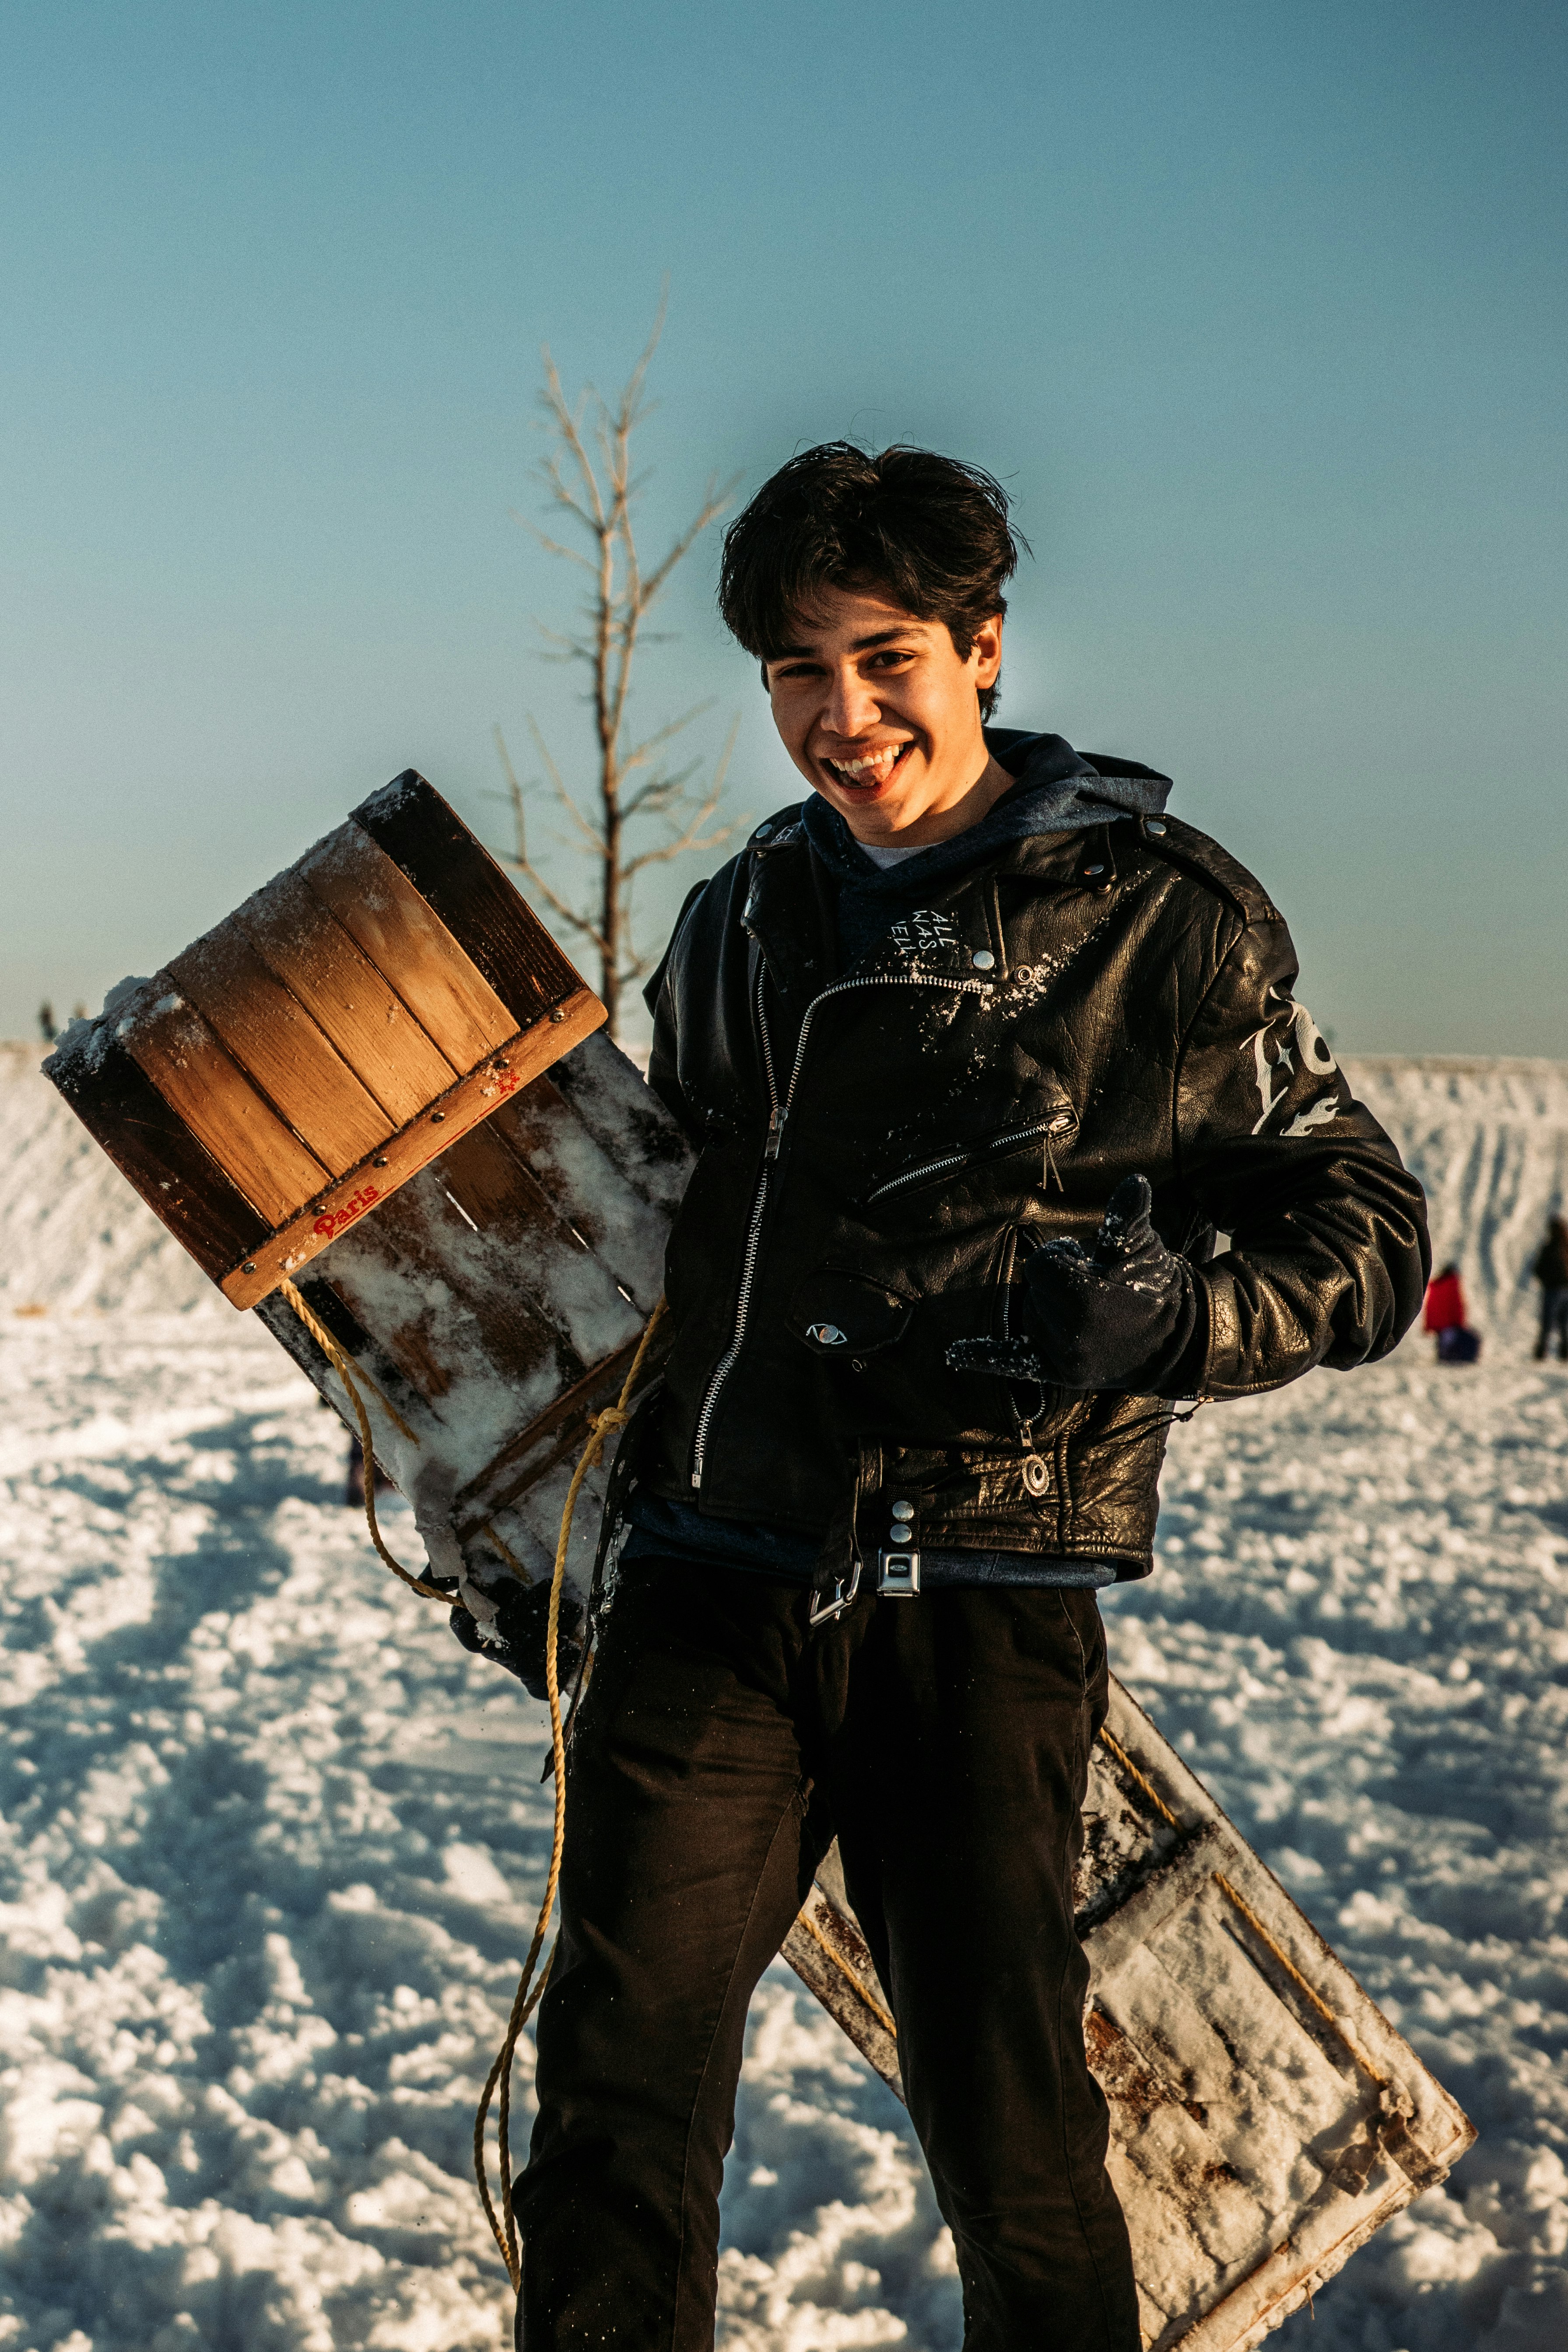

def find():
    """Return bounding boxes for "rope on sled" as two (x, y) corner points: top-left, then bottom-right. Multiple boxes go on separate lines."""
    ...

(472, 1299), (667, 2296)
(1210, 1872), (1389, 2091)
(279, 1276), (447, 1602)
(795, 1909), (898, 2039)
(1097, 1725), (1389, 2091)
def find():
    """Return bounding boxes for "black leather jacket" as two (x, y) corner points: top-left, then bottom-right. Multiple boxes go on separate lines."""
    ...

(643, 768), (1428, 1579)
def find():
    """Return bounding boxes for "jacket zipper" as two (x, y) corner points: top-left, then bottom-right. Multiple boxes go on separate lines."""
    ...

(690, 961), (994, 1488)
(865, 1107), (1077, 1206)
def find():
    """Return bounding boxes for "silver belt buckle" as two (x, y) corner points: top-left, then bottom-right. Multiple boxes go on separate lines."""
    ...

(876, 1548), (922, 1598)
(807, 1555), (863, 1626)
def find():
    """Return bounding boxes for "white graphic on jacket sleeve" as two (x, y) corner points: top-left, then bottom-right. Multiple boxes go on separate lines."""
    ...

(1284, 1096), (1341, 1137)
(1247, 996), (1340, 1136)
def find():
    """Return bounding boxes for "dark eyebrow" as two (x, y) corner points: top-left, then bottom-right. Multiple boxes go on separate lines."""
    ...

(770, 625), (926, 660)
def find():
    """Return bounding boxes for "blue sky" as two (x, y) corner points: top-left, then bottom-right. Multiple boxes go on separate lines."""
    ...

(2, 0), (1563, 1051)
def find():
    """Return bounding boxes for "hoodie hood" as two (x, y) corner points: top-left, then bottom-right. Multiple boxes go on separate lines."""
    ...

(796, 729), (1172, 963)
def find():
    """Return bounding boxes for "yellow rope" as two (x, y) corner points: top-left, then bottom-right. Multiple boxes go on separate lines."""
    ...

(1096, 1726), (1389, 2090)
(473, 1300), (667, 2295)
(1098, 1725), (1182, 1831)
(795, 1909), (898, 2039)
(279, 1276), (447, 1602)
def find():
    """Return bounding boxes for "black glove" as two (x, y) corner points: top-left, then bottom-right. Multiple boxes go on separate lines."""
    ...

(1020, 1174), (1204, 1395)
(449, 1577), (585, 1702)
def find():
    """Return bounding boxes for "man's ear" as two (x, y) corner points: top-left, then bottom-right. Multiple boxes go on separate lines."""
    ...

(971, 613), (1004, 689)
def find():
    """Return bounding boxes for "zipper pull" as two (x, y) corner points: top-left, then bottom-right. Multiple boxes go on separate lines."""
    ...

(1042, 1106), (1073, 1193)
(765, 1105), (786, 1160)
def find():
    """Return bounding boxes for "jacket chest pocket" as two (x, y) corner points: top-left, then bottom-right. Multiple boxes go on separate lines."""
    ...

(863, 1073), (1079, 1209)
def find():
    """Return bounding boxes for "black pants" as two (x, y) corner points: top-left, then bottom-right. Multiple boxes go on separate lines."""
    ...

(1537, 1286), (1568, 1359)
(516, 1557), (1140, 2351)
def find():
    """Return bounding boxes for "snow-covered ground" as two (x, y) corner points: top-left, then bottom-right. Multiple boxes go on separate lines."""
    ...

(1, 1045), (1565, 2351)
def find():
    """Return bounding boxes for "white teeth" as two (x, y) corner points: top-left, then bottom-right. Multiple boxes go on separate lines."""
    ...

(829, 746), (906, 779)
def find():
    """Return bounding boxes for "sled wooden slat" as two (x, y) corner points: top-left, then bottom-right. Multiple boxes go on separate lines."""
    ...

(215, 994), (603, 1309)
(779, 1872), (900, 2094)
(488, 1075), (676, 1296)
(344, 1153), (581, 1401)
(301, 824), (519, 1073)
(355, 770), (586, 1032)
(241, 1021), (685, 1592)
(237, 870), (460, 1122)
(432, 1117), (569, 1245)
(124, 993), (330, 1224)
(47, 1031), (270, 1283)
(445, 1118), (653, 1357)
(168, 926), (395, 1177)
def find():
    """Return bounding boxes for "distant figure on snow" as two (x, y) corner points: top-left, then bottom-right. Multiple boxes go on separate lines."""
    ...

(1533, 1215), (1568, 1363)
(1424, 1262), (1480, 1364)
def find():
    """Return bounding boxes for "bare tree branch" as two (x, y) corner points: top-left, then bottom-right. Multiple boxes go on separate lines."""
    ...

(524, 717), (606, 859)
(490, 727), (609, 951)
(621, 717), (741, 876)
(487, 298), (738, 1033)
(619, 700), (716, 774)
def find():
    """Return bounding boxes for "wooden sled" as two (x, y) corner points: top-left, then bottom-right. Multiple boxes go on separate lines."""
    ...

(46, 769), (1473, 2341)
(788, 1676), (1474, 2350)
(45, 771), (690, 1596)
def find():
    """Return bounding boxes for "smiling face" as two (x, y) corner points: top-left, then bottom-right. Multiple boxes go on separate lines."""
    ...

(764, 583), (1009, 845)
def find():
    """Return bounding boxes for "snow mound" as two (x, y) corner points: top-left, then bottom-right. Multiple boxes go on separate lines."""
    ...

(0, 1042), (220, 1318)
(1345, 1056), (1568, 1338)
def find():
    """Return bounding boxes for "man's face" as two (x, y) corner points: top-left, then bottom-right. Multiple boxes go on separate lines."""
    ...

(763, 583), (1003, 843)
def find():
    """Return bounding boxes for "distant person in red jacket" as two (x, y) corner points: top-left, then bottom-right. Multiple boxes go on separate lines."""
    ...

(1424, 1264), (1480, 1364)
(1533, 1216), (1568, 1362)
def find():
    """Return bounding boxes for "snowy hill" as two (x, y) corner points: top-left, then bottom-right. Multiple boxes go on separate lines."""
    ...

(0, 1039), (219, 1315)
(1348, 1056), (1568, 1336)
(4, 1038), (1564, 1326)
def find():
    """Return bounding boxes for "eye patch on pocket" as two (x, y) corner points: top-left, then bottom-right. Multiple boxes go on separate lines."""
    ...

(789, 1269), (916, 1357)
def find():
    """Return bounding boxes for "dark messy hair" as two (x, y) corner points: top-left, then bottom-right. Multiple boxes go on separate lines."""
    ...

(717, 442), (1026, 722)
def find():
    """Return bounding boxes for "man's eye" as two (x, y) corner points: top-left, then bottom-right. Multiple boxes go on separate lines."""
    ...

(868, 649), (915, 669)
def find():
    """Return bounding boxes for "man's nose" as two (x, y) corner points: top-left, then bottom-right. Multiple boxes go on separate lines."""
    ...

(821, 664), (880, 740)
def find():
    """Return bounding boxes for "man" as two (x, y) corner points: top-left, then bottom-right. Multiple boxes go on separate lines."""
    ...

(510, 444), (1429, 2349)
(1532, 1214), (1568, 1360)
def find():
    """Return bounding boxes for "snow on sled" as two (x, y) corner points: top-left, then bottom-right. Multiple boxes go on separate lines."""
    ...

(46, 769), (1473, 2344)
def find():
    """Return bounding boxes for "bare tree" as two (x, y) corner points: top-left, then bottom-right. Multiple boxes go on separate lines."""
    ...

(493, 301), (741, 1036)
